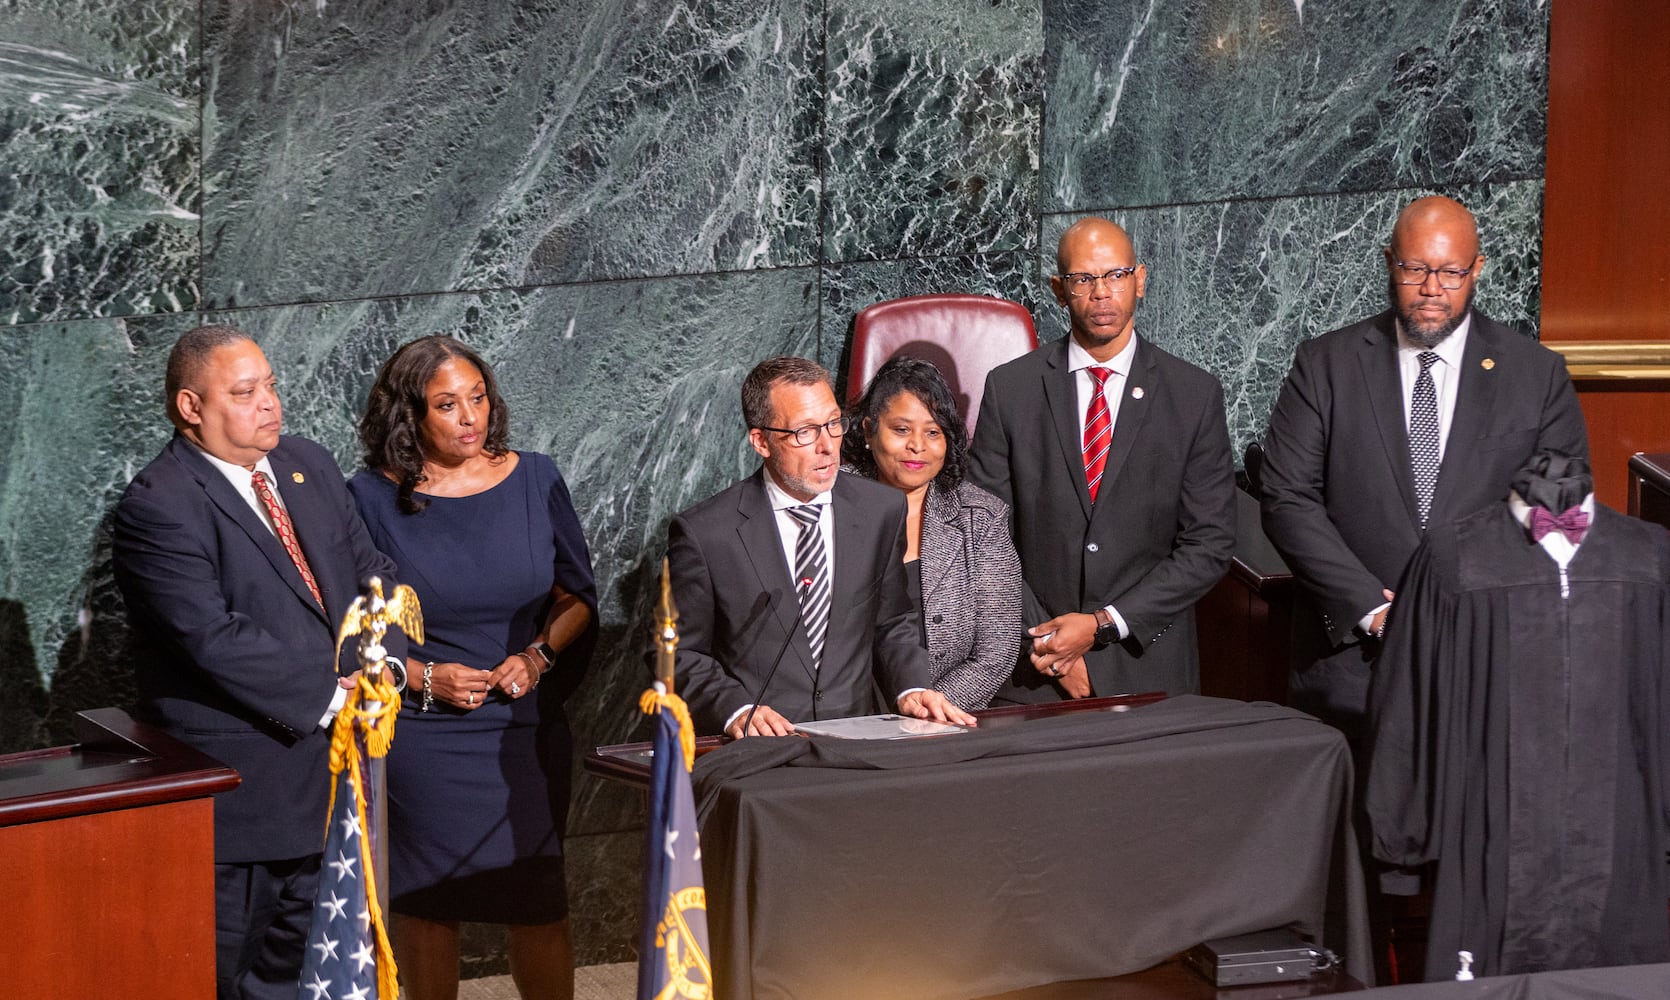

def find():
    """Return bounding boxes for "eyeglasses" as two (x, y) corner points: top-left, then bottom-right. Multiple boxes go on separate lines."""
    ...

(755, 415), (851, 446)
(1392, 260), (1474, 290)
(1058, 267), (1139, 296)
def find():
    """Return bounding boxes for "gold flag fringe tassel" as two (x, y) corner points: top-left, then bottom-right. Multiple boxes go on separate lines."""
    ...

(326, 671), (403, 999)
(639, 688), (696, 772)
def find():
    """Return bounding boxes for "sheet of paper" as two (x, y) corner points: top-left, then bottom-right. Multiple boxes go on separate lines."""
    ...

(793, 714), (967, 740)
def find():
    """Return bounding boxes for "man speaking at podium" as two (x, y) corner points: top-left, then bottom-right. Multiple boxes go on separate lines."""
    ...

(667, 356), (975, 738)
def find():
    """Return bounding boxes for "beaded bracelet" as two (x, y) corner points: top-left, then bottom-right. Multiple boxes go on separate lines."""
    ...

(421, 661), (436, 712)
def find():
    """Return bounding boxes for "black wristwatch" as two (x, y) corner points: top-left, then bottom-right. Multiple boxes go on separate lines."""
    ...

(531, 641), (557, 669)
(1092, 609), (1119, 648)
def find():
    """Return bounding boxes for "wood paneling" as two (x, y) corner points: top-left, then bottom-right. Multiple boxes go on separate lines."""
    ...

(1, 798), (219, 998)
(1542, 2), (1670, 507)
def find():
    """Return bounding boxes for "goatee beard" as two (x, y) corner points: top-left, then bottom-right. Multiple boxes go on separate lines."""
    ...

(1391, 283), (1475, 349)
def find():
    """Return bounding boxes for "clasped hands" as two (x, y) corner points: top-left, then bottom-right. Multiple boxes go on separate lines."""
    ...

(1028, 612), (1096, 699)
(417, 649), (547, 711)
(726, 689), (978, 740)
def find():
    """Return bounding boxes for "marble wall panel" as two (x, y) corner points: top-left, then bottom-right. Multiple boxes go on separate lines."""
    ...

(818, 249), (1044, 396)
(822, 0), (1042, 262)
(203, 265), (821, 835)
(0, 313), (195, 753)
(1040, 180), (1545, 456)
(565, 828), (644, 966)
(1043, 0), (1548, 212)
(201, 0), (823, 310)
(0, 1), (199, 324)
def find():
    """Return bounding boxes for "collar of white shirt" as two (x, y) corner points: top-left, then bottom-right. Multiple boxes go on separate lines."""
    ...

(1067, 330), (1138, 376)
(1395, 313), (1472, 368)
(762, 470), (833, 512)
(189, 439), (280, 502)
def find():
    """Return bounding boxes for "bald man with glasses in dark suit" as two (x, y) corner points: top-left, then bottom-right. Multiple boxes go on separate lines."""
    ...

(969, 217), (1237, 703)
(1259, 195), (1589, 737)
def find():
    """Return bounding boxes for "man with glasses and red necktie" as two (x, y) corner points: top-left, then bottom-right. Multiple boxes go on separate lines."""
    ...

(1259, 195), (1589, 742)
(665, 355), (976, 738)
(112, 325), (403, 999)
(968, 217), (1237, 703)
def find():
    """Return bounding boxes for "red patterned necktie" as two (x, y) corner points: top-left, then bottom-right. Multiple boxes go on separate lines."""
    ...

(252, 471), (324, 609)
(1082, 366), (1114, 503)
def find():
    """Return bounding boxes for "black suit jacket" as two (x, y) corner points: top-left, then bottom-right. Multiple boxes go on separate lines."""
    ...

(968, 336), (1237, 699)
(113, 434), (399, 863)
(667, 469), (933, 735)
(1259, 309), (1589, 727)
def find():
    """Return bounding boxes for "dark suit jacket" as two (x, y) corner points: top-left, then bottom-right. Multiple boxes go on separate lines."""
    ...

(668, 469), (933, 735)
(1259, 308), (1589, 728)
(968, 336), (1237, 699)
(113, 434), (399, 864)
(917, 479), (1025, 710)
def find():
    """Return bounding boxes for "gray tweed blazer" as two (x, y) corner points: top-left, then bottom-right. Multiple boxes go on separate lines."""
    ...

(918, 480), (1025, 709)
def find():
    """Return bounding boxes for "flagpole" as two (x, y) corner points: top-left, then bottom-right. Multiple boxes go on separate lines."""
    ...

(655, 557), (677, 692)
(361, 576), (392, 914)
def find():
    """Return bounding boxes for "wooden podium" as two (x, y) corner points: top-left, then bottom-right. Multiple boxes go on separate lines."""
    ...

(0, 709), (240, 999)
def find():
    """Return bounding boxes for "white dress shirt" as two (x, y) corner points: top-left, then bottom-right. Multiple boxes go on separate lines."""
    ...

(1066, 334), (1139, 640)
(1396, 313), (1471, 465)
(724, 472), (922, 733)
(191, 443), (287, 537)
(1359, 315), (1475, 634)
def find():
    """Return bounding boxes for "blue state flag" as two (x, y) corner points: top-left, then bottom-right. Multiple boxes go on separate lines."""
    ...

(637, 688), (713, 1000)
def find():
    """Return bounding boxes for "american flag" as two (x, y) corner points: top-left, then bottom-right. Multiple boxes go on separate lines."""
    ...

(298, 746), (388, 1000)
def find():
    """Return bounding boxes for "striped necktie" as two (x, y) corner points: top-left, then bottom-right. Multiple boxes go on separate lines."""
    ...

(787, 504), (830, 670)
(1082, 366), (1114, 503)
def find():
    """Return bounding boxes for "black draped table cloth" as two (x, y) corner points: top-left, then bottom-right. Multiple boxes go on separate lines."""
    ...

(681, 695), (1371, 1000)
(1348, 963), (1670, 999)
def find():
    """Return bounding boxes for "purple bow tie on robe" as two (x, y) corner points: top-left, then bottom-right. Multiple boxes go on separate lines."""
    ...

(1528, 505), (1590, 544)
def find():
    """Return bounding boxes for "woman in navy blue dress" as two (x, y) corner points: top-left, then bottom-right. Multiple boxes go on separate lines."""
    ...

(350, 335), (596, 1000)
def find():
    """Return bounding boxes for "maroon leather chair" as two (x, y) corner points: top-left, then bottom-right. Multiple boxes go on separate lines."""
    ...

(846, 293), (1039, 436)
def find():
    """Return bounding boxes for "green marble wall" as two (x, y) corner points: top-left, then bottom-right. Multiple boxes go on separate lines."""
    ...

(1039, 0), (1550, 454)
(0, 0), (1547, 967)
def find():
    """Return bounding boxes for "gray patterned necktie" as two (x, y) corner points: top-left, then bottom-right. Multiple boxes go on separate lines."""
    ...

(1409, 351), (1442, 529)
(787, 504), (830, 670)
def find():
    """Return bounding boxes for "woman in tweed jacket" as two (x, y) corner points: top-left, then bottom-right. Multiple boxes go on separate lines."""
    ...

(843, 356), (1024, 709)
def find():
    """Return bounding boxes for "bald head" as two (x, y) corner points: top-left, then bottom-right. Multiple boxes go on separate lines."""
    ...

(1385, 196), (1486, 348)
(1051, 216), (1147, 360)
(1056, 216), (1136, 274)
(1390, 196), (1480, 261)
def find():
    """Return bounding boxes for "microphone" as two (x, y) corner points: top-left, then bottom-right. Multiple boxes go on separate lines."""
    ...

(737, 578), (812, 738)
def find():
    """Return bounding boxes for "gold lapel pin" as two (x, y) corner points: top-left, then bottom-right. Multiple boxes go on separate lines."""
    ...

(1131, 386), (1145, 400)
(1481, 358), (1495, 371)
(292, 472), (305, 484)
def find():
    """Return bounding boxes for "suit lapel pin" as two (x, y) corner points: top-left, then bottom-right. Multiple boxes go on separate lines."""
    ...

(1481, 358), (1495, 371)
(292, 472), (305, 484)
(1130, 386), (1145, 400)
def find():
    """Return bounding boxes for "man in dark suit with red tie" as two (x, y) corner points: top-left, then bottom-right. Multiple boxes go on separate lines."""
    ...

(969, 217), (1237, 701)
(1259, 196), (1589, 736)
(113, 326), (400, 999)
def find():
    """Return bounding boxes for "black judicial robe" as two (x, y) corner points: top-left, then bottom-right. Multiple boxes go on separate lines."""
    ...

(1365, 502), (1670, 982)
